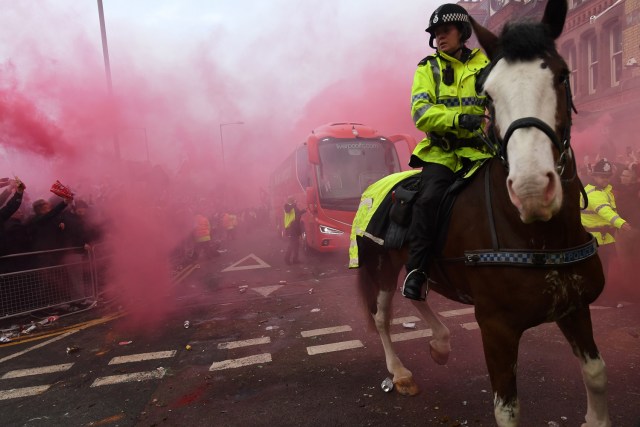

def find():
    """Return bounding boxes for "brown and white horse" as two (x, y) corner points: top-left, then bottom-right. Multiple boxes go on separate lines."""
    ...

(355, 1), (610, 426)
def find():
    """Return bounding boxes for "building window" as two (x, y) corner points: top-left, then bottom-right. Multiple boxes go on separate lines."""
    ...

(586, 34), (598, 94)
(561, 43), (578, 95)
(608, 22), (622, 87)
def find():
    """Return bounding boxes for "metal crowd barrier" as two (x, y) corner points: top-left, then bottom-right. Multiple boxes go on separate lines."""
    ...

(0, 247), (98, 320)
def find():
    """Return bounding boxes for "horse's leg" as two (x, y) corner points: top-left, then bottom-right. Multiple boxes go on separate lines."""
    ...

(478, 318), (522, 427)
(556, 308), (610, 427)
(373, 289), (420, 396)
(409, 299), (451, 365)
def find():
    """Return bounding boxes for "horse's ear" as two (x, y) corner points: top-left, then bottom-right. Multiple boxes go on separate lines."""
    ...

(470, 17), (498, 60)
(541, 0), (568, 39)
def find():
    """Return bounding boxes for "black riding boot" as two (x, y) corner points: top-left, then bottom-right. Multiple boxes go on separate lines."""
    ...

(402, 163), (455, 301)
(402, 269), (428, 301)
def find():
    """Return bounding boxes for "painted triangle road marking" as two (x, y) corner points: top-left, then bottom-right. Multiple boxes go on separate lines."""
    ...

(221, 253), (271, 272)
(251, 285), (283, 297)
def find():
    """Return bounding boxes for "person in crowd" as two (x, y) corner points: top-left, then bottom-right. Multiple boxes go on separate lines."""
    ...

(60, 199), (102, 249)
(401, 3), (491, 301)
(222, 211), (238, 241)
(581, 158), (633, 278)
(27, 197), (71, 252)
(193, 212), (217, 260)
(283, 196), (306, 265)
(615, 166), (640, 226)
(0, 178), (27, 272)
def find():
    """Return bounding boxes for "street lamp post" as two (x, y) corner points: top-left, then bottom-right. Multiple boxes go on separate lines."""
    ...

(219, 121), (244, 172)
(97, 0), (121, 160)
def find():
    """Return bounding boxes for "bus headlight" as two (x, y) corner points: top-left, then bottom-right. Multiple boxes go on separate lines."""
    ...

(319, 225), (344, 235)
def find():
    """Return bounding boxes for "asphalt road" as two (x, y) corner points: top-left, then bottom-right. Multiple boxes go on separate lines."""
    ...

(0, 224), (639, 427)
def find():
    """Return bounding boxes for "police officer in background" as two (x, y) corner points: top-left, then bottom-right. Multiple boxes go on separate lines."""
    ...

(283, 196), (306, 265)
(581, 158), (633, 277)
(402, 3), (492, 301)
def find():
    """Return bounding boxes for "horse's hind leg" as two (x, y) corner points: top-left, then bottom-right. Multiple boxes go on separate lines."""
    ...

(556, 308), (610, 427)
(373, 289), (420, 396)
(409, 298), (451, 365)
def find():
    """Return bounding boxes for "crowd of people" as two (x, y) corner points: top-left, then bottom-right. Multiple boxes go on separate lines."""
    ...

(0, 177), (101, 273)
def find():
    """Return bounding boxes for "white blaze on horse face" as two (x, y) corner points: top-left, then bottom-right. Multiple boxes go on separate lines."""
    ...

(484, 59), (563, 223)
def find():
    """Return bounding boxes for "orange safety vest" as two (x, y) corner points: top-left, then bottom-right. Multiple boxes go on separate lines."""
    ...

(194, 214), (211, 242)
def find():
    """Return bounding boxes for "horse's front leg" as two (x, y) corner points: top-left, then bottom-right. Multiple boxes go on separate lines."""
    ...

(478, 317), (522, 427)
(373, 289), (419, 396)
(556, 308), (610, 427)
(409, 298), (451, 365)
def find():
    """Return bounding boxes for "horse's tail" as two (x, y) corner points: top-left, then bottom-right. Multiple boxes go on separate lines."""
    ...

(356, 237), (382, 332)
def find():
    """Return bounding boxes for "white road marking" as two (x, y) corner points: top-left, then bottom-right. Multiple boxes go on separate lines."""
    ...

(461, 322), (479, 330)
(217, 337), (271, 350)
(91, 369), (167, 387)
(0, 385), (50, 400)
(0, 330), (79, 364)
(391, 316), (421, 325)
(306, 340), (364, 355)
(251, 285), (283, 297)
(1, 363), (74, 379)
(108, 350), (177, 365)
(221, 254), (271, 272)
(209, 353), (272, 371)
(391, 329), (433, 342)
(439, 308), (475, 317)
(301, 325), (352, 338)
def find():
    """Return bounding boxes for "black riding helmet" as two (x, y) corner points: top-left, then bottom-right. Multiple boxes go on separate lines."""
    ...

(426, 3), (472, 49)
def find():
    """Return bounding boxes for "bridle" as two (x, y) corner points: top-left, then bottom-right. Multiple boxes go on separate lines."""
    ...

(473, 54), (587, 205)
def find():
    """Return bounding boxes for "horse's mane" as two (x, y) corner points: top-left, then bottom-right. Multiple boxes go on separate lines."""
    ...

(498, 21), (557, 61)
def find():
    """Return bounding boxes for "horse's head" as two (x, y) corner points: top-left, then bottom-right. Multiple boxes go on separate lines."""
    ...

(471, 0), (573, 224)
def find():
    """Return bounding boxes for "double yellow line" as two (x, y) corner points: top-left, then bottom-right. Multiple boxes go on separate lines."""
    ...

(0, 312), (124, 347)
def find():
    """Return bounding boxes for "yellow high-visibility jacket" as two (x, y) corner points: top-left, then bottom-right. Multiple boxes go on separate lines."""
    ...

(410, 49), (492, 172)
(580, 184), (626, 245)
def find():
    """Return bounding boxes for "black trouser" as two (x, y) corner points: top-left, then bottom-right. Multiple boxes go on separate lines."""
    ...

(406, 163), (456, 273)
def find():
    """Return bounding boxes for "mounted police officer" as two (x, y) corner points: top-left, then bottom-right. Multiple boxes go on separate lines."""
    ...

(402, 3), (491, 301)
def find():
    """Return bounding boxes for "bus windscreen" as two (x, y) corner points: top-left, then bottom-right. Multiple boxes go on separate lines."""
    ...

(316, 138), (401, 210)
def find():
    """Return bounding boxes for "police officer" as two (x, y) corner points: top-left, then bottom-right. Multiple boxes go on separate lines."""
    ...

(402, 3), (492, 301)
(581, 158), (633, 277)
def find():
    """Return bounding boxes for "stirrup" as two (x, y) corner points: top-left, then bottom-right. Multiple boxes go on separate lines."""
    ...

(402, 269), (428, 301)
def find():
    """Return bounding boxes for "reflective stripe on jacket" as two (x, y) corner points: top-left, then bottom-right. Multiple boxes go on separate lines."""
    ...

(580, 184), (626, 245)
(410, 49), (491, 171)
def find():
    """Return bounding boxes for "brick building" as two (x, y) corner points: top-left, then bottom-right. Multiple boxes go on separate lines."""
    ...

(461, 0), (640, 160)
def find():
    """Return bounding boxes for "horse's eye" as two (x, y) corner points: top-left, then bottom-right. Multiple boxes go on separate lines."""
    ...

(541, 62), (549, 69)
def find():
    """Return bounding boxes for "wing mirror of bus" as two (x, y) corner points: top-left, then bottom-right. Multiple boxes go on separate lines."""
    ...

(388, 134), (418, 151)
(306, 187), (318, 212)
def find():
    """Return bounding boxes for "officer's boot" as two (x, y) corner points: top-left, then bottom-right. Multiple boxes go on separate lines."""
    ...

(401, 269), (428, 301)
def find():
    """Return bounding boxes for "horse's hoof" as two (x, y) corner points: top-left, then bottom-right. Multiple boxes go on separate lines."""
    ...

(429, 342), (450, 365)
(394, 377), (420, 396)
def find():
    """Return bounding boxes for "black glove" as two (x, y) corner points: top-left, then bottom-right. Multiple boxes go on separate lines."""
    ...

(457, 114), (484, 131)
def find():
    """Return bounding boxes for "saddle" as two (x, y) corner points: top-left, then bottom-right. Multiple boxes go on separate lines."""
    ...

(380, 160), (487, 251)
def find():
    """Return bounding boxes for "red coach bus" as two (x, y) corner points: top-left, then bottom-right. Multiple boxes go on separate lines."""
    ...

(268, 122), (416, 252)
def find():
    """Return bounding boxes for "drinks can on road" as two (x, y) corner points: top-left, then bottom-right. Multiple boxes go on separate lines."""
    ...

(381, 377), (394, 393)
